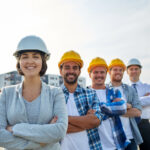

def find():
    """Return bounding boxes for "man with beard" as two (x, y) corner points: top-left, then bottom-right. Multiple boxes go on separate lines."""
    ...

(127, 58), (150, 150)
(108, 58), (143, 150)
(88, 57), (129, 150)
(58, 50), (103, 150)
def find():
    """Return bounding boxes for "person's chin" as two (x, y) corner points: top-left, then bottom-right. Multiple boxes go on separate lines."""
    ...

(24, 72), (38, 77)
(115, 79), (122, 82)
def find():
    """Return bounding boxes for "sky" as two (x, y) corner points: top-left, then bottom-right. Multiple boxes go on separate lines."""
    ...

(0, 0), (150, 85)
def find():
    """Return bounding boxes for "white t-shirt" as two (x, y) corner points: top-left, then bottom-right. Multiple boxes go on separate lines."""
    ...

(114, 86), (133, 140)
(61, 93), (90, 150)
(129, 80), (150, 119)
(96, 89), (117, 150)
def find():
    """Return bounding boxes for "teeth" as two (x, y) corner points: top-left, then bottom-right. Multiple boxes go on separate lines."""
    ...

(68, 75), (74, 78)
(26, 66), (35, 70)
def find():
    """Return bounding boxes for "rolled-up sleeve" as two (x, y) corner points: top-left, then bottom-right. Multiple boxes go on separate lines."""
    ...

(91, 91), (104, 122)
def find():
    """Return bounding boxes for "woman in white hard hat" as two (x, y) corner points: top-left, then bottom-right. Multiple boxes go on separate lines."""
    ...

(0, 35), (68, 150)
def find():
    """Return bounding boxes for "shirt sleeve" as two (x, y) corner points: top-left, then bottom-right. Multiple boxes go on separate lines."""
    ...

(100, 88), (127, 116)
(139, 84), (150, 106)
(0, 88), (41, 149)
(91, 91), (104, 122)
(100, 100), (127, 116)
(12, 88), (68, 144)
(140, 95), (150, 106)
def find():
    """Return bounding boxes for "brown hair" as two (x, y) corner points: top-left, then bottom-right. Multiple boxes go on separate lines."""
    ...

(16, 52), (47, 76)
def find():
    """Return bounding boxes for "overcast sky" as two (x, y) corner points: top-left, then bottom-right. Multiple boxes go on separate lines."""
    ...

(0, 0), (150, 85)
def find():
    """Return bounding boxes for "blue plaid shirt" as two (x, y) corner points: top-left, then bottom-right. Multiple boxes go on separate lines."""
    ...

(105, 84), (130, 150)
(62, 84), (103, 150)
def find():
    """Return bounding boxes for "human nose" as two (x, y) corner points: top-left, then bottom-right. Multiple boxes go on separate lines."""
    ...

(68, 67), (75, 73)
(27, 57), (34, 63)
(96, 72), (102, 76)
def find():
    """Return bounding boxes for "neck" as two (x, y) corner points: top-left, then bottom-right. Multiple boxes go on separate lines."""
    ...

(64, 82), (78, 93)
(130, 77), (139, 83)
(111, 81), (122, 87)
(23, 76), (41, 89)
(92, 84), (105, 90)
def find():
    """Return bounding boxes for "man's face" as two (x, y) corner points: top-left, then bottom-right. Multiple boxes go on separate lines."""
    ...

(90, 66), (107, 88)
(109, 66), (124, 83)
(60, 61), (81, 85)
(127, 65), (141, 82)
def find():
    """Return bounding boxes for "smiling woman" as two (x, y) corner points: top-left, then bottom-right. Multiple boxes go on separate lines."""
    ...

(0, 35), (68, 150)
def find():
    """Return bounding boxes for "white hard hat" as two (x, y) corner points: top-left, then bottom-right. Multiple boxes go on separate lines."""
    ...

(127, 58), (142, 68)
(13, 35), (50, 60)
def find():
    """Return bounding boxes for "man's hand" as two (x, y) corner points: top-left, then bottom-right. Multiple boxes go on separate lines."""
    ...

(144, 93), (150, 96)
(87, 109), (96, 115)
(127, 103), (132, 109)
(68, 111), (100, 133)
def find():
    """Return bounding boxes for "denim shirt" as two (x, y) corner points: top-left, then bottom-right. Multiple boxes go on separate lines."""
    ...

(0, 82), (68, 150)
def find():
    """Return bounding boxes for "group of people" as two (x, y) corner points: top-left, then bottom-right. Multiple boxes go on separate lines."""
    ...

(0, 35), (149, 150)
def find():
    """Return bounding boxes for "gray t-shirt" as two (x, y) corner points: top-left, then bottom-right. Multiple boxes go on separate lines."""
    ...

(23, 95), (41, 124)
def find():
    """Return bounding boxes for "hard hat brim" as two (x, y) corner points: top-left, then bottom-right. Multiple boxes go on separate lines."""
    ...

(13, 49), (50, 60)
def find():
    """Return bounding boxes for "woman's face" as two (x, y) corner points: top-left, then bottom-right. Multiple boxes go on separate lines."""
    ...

(19, 52), (42, 77)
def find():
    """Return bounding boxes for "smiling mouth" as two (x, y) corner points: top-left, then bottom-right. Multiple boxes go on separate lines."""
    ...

(25, 66), (36, 70)
(115, 74), (121, 76)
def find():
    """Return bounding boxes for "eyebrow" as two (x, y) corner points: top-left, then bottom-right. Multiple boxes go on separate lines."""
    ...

(22, 52), (40, 56)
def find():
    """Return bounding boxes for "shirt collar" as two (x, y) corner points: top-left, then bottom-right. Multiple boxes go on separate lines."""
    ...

(130, 80), (142, 86)
(62, 84), (83, 94)
(16, 80), (46, 95)
(108, 82), (126, 89)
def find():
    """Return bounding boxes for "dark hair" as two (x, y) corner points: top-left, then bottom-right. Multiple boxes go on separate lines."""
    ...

(16, 52), (47, 76)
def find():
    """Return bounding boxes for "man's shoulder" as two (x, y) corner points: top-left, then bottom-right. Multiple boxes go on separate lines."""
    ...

(140, 82), (150, 88)
(81, 86), (95, 91)
(79, 86), (96, 95)
(122, 83), (135, 91)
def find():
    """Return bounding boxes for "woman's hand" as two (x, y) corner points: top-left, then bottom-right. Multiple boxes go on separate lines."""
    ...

(6, 125), (13, 133)
(49, 116), (58, 124)
(40, 143), (47, 147)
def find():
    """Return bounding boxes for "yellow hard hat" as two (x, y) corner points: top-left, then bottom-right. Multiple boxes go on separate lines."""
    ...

(58, 50), (83, 68)
(88, 57), (108, 73)
(108, 58), (126, 71)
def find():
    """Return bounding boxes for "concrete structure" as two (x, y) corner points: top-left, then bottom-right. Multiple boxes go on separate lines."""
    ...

(0, 71), (22, 89)
(0, 71), (86, 89)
